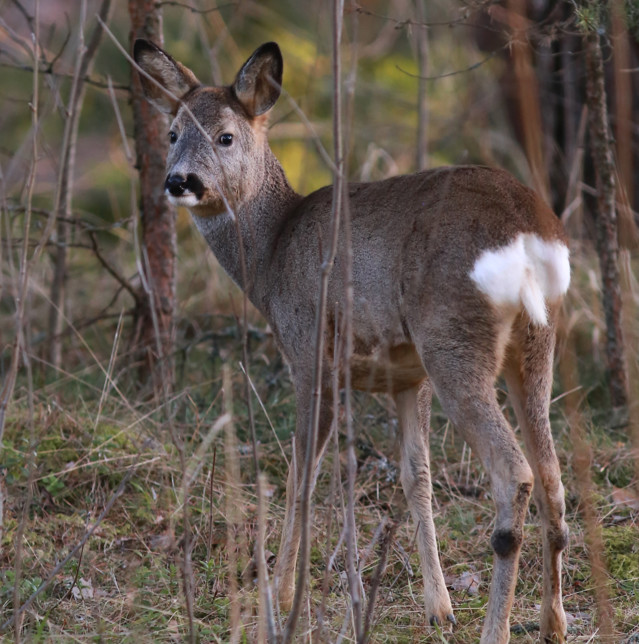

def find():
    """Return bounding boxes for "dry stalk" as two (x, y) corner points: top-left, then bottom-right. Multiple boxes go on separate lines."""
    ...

(558, 314), (615, 641)
(207, 447), (217, 562)
(317, 314), (345, 640)
(180, 412), (231, 643)
(94, 310), (125, 431)
(232, 153), (278, 637)
(240, 361), (289, 467)
(281, 3), (349, 639)
(336, 0), (364, 640)
(13, 309), (37, 643)
(223, 365), (243, 643)
(256, 471), (277, 642)
(182, 481), (196, 644)
(414, 0), (429, 171)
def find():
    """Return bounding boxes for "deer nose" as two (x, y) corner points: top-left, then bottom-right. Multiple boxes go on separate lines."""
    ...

(165, 174), (186, 197)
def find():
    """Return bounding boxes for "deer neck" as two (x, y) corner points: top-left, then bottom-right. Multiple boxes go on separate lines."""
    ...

(190, 147), (301, 309)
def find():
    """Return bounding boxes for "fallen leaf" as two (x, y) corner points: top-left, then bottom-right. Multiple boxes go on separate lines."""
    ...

(451, 570), (481, 595)
(611, 486), (639, 511)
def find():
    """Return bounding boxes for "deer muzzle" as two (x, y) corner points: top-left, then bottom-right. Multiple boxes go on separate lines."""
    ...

(164, 173), (205, 200)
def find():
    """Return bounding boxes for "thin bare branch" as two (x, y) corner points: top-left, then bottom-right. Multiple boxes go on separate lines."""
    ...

(0, 61), (129, 90)
(396, 44), (506, 81)
(155, 0), (236, 13)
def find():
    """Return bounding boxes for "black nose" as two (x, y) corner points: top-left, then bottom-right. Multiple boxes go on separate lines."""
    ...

(165, 174), (186, 197)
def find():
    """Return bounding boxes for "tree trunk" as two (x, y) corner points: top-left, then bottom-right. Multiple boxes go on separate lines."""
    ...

(128, 0), (176, 391)
(583, 26), (628, 408)
(48, 0), (112, 369)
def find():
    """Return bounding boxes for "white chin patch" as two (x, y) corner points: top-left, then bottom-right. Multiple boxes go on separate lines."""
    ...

(167, 192), (200, 208)
(470, 233), (570, 326)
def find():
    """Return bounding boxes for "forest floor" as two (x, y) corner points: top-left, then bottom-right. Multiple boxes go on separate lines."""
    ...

(2, 307), (638, 643)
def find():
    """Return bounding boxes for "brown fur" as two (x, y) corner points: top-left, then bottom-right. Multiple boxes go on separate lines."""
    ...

(134, 40), (570, 643)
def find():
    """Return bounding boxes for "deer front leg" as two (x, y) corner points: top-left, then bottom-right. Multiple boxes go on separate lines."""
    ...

(394, 381), (455, 629)
(274, 385), (334, 610)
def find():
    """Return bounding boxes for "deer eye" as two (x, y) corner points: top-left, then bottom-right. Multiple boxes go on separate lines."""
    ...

(169, 131), (177, 144)
(218, 133), (233, 147)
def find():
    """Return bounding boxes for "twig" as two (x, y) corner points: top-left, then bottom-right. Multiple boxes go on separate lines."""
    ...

(339, 1), (363, 641)
(239, 361), (289, 468)
(87, 230), (139, 303)
(396, 44), (507, 81)
(155, 0), (236, 13)
(414, 0), (429, 171)
(49, 526), (87, 609)
(206, 447), (217, 562)
(280, 0), (349, 637)
(94, 310), (125, 431)
(355, 5), (470, 28)
(0, 61), (129, 90)
(223, 366), (242, 643)
(362, 521), (398, 641)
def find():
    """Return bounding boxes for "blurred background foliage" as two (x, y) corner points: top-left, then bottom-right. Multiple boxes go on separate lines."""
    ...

(0, 0), (535, 375)
(1, 0), (638, 641)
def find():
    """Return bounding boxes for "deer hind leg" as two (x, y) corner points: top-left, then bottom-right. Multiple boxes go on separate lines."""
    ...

(414, 318), (533, 644)
(503, 310), (568, 643)
(274, 385), (333, 610)
(393, 379), (454, 628)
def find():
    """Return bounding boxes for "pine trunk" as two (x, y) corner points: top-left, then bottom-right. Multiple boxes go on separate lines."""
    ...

(584, 27), (628, 408)
(128, 0), (176, 391)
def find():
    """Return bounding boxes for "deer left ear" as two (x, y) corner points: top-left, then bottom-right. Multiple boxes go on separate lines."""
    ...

(232, 42), (283, 117)
(134, 39), (200, 115)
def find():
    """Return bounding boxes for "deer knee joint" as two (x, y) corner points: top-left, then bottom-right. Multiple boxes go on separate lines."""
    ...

(491, 527), (523, 558)
(549, 524), (569, 552)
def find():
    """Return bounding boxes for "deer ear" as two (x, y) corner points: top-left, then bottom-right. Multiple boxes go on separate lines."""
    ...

(133, 39), (200, 115)
(232, 42), (283, 117)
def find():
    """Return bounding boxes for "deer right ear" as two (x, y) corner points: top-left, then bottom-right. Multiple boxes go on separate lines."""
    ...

(233, 42), (283, 117)
(133, 40), (200, 115)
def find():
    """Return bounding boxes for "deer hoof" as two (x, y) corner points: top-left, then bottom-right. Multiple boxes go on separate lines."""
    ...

(429, 612), (456, 630)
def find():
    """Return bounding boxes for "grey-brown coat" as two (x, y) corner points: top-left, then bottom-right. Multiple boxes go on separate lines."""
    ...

(134, 39), (571, 644)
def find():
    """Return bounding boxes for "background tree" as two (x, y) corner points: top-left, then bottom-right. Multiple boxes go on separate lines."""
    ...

(474, 0), (638, 408)
(128, 0), (177, 392)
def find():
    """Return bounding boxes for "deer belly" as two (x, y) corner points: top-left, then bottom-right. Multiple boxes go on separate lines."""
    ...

(348, 343), (426, 393)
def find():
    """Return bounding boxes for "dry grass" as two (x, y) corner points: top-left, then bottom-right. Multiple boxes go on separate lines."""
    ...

(1, 242), (638, 643)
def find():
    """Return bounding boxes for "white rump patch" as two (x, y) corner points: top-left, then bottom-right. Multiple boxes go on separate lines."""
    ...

(470, 233), (570, 326)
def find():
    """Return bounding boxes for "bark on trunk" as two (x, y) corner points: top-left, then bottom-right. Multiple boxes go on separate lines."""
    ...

(584, 27), (628, 408)
(128, 0), (176, 390)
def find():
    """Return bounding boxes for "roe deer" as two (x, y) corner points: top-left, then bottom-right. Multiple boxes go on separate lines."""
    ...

(134, 39), (571, 643)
